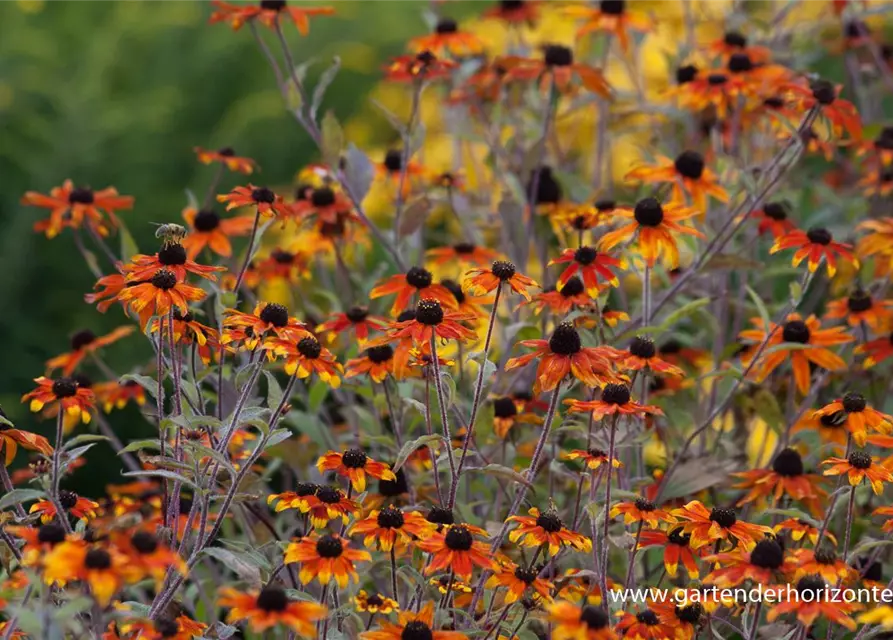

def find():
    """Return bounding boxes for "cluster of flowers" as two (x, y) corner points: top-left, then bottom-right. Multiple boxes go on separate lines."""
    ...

(8, 0), (893, 639)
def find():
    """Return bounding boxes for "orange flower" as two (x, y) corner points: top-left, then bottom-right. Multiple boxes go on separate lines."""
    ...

(221, 302), (308, 352)
(733, 447), (826, 516)
(181, 206), (256, 259)
(30, 490), (99, 524)
(770, 227), (855, 277)
(738, 313), (852, 395)
(857, 331), (893, 367)
(359, 601), (466, 640)
(428, 243), (500, 269)
(194, 146), (256, 174)
(505, 322), (619, 393)
(565, 0), (650, 52)
(625, 152), (728, 214)
(638, 527), (702, 579)
(0, 420), (53, 466)
(22, 180), (133, 239)
(482, 0), (541, 26)
(501, 45), (611, 97)
(549, 247), (620, 297)
(209, 0), (334, 34)
(355, 590), (399, 615)
(42, 540), (126, 606)
(113, 616), (207, 640)
(317, 307), (387, 346)
(872, 505), (893, 533)
(749, 201), (797, 239)
(547, 601), (617, 640)
(813, 393), (892, 447)
(116, 269), (207, 330)
(6, 523), (71, 566)
(267, 482), (319, 514)
(416, 524), (497, 580)
(823, 451), (893, 494)
(288, 185), (356, 225)
(787, 546), (854, 584)
(124, 242), (223, 283)
(566, 384), (662, 423)
(783, 79), (862, 140)
(85, 270), (127, 313)
(491, 396), (542, 439)
(703, 538), (787, 587)
(45, 326), (134, 376)
(524, 277), (594, 316)
(599, 198), (704, 269)
(464, 259), (539, 301)
(508, 507), (592, 556)
(349, 506), (436, 551)
(765, 576), (860, 630)
(303, 485), (360, 528)
(774, 518), (831, 547)
(670, 500), (772, 550)
(345, 345), (396, 384)
(92, 380), (147, 413)
(317, 449), (395, 493)
(408, 17), (484, 57)
(284, 532), (370, 588)
(217, 584), (327, 635)
(378, 299), (476, 348)
(824, 289), (893, 330)
(706, 30), (772, 63)
(22, 376), (95, 425)
(563, 448), (623, 473)
(486, 560), (554, 604)
(217, 184), (288, 217)
(111, 530), (186, 584)
(610, 498), (675, 528)
(269, 334), (343, 387)
(614, 606), (676, 640)
(384, 50), (457, 83)
(371, 267), (458, 316)
(616, 336), (684, 377)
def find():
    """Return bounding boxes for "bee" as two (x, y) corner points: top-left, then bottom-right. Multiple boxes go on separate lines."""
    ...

(153, 223), (188, 247)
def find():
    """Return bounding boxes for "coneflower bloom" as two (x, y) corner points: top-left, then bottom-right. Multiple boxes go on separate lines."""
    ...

(857, 332), (893, 367)
(288, 185), (355, 225)
(501, 44), (611, 97)
(505, 322), (619, 393)
(565, 0), (651, 52)
(599, 198), (704, 269)
(464, 260), (539, 300)
(482, 0), (541, 26)
(563, 448), (623, 473)
(85, 270), (127, 313)
(45, 326), (134, 376)
(116, 269), (207, 330)
(269, 334), (343, 387)
(823, 451), (893, 494)
(825, 289), (893, 331)
(93, 380), (147, 413)
(637, 527), (702, 579)
(788, 546), (854, 584)
(380, 299), (476, 347)
(112, 616), (207, 640)
(371, 267), (457, 316)
(650, 600), (703, 640)
(858, 166), (893, 197)
(384, 50), (458, 83)
(284, 532), (370, 588)
(427, 243), (499, 268)
(6, 523), (70, 567)
(440, 279), (493, 322)
(349, 506), (435, 552)
(217, 584), (327, 635)
(733, 447), (826, 516)
(124, 242), (223, 283)
(872, 505), (893, 533)
(359, 601), (465, 640)
(22, 180), (133, 239)
(217, 184), (288, 217)
(770, 227), (855, 277)
(617, 336), (684, 377)
(317, 449), (395, 493)
(566, 384), (663, 422)
(355, 590), (399, 615)
(416, 524), (497, 579)
(112, 530), (186, 583)
(813, 393), (892, 447)
(316, 307), (387, 345)
(345, 345), (397, 384)
(267, 482), (319, 514)
(549, 247), (620, 297)
(547, 602), (617, 640)
(508, 507), (592, 555)
(408, 17), (484, 57)
(783, 79), (862, 140)
(749, 201), (797, 238)
(251, 249), (310, 285)
(614, 606), (675, 640)
(42, 541), (126, 606)
(738, 313), (852, 395)
(765, 575), (860, 630)
(181, 207), (256, 259)
(491, 396), (542, 439)
(774, 518), (830, 547)
(624, 152), (728, 214)
(707, 30), (772, 63)
(703, 538), (787, 588)
(486, 561), (554, 604)
(671, 501), (772, 550)
(304, 485), (360, 528)
(610, 498), (675, 529)
(524, 277), (593, 316)
(222, 302), (308, 352)
(0, 421), (53, 466)
(209, 0), (334, 34)
(22, 376), (95, 425)
(194, 146), (256, 174)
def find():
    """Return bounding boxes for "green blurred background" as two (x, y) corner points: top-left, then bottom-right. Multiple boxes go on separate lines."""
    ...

(0, 1), (478, 493)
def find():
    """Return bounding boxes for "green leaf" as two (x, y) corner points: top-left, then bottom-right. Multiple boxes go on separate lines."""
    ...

(122, 469), (201, 493)
(659, 297), (710, 331)
(264, 428), (293, 449)
(308, 380), (329, 413)
(62, 434), (109, 451)
(119, 439), (161, 454)
(745, 285), (770, 333)
(263, 370), (283, 413)
(119, 373), (159, 400)
(119, 222), (138, 261)
(311, 56), (341, 120)
(343, 143), (375, 201)
(202, 547), (262, 587)
(0, 488), (45, 510)
(475, 464), (535, 490)
(392, 434), (442, 473)
(321, 110), (343, 168)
